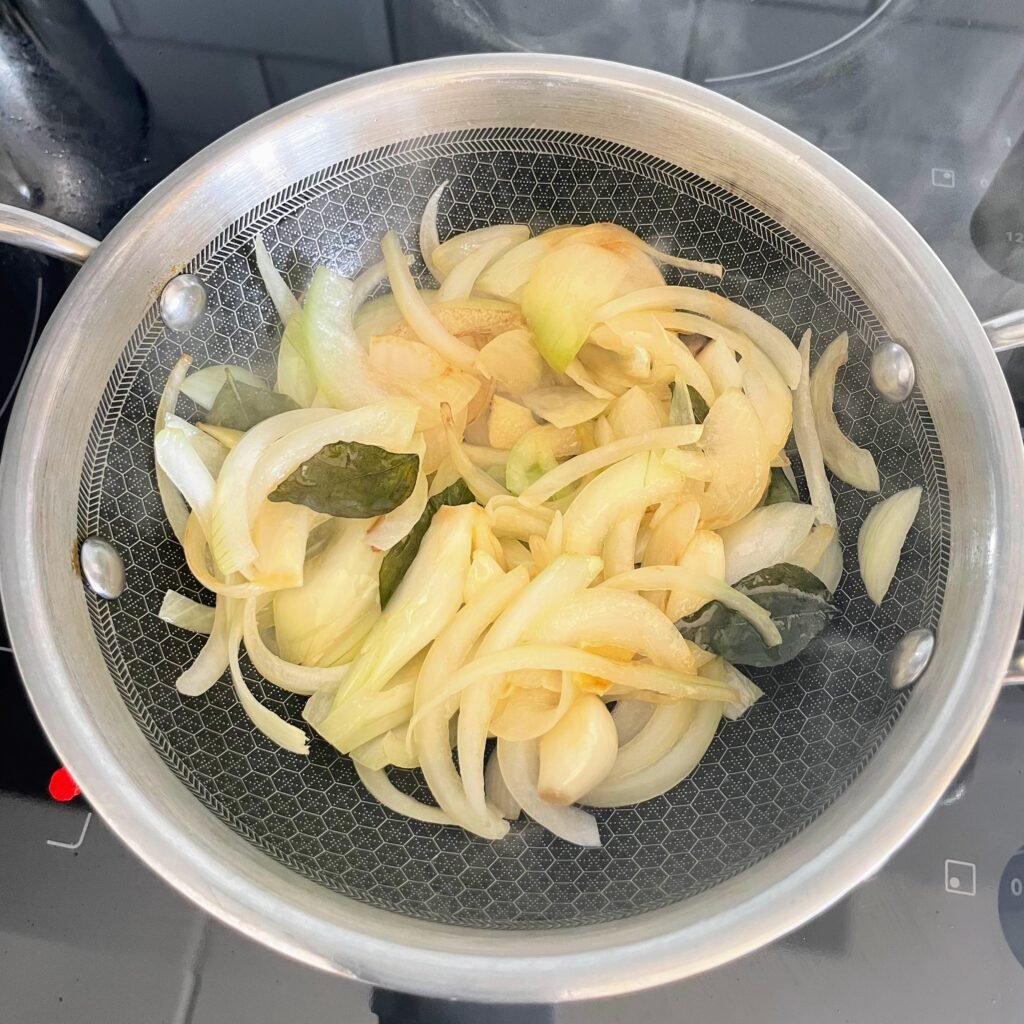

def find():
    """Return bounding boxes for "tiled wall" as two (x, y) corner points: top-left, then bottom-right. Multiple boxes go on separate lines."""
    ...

(82, 0), (894, 167)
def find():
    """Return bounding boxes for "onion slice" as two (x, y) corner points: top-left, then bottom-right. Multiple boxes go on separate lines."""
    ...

(858, 487), (922, 605)
(155, 356), (192, 543)
(254, 232), (300, 325)
(810, 332), (880, 492)
(718, 502), (817, 584)
(159, 590), (215, 635)
(497, 738), (601, 846)
(354, 763), (454, 826)
(419, 181), (447, 282)
(582, 700), (722, 807)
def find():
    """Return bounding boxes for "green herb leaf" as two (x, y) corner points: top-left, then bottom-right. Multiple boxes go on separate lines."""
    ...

(688, 385), (709, 424)
(676, 562), (835, 667)
(668, 382), (709, 426)
(206, 372), (299, 430)
(763, 466), (799, 506)
(379, 479), (475, 607)
(270, 441), (419, 518)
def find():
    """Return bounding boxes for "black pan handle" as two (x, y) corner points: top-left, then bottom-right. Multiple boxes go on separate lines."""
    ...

(370, 989), (556, 1024)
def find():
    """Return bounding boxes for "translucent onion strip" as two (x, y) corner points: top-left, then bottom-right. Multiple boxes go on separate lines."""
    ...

(179, 363), (267, 411)
(381, 231), (478, 370)
(155, 428), (217, 538)
(518, 425), (704, 506)
(485, 747), (521, 820)
(604, 699), (696, 782)
(858, 486), (922, 605)
(227, 619), (310, 755)
(210, 407), (334, 575)
(411, 644), (737, 728)
(611, 699), (655, 744)
(594, 286), (801, 389)
(602, 566), (783, 648)
(497, 738), (601, 847)
(354, 763), (454, 826)
(793, 330), (836, 528)
(254, 232), (300, 325)
(419, 180), (447, 282)
(159, 590), (215, 635)
(582, 700), (722, 807)
(241, 598), (349, 695)
(437, 231), (527, 302)
(810, 332), (880, 492)
(155, 356), (192, 543)
(175, 597), (232, 696)
(526, 588), (698, 673)
(441, 403), (509, 503)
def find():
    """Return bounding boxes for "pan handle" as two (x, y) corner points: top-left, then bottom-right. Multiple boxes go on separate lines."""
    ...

(0, 203), (99, 265)
(369, 990), (556, 1024)
(983, 310), (1024, 353)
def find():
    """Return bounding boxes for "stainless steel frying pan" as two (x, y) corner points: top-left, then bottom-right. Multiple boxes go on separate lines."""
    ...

(1, 55), (1023, 1003)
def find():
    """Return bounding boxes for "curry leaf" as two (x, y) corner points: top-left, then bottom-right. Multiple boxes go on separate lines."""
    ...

(676, 562), (835, 667)
(688, 385), (709, 425)
(269, 441), (419, 518)
(763, 466), (799, 506)
(206, 372), (299, 430)
(379, 478), (476, 607)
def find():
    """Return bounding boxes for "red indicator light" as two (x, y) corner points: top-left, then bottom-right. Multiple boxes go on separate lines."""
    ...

(48, 766), (81, 802)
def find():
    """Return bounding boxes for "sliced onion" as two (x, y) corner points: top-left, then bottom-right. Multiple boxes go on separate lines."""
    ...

(564, 223), (723, 279)
(582, 699), (721, 807)
(611, 699), (655, 744)
(521, 385), (611, 429)
(155, 427), (217, 538)
(518, 425), (703, 506)
(458, 554), (601, 818)
(594, 286), (801, 390)
(176, 597), (232, 696)
(858, 486), (922, 605)
(441, 402), (509, 503)
(474, 227), (578, 301)
(790, 523), (837, 575)
(354, 763), (453, 825)
(562, 452), (682, 556)
(179, 363), (267, 411)
(497, 738), (601, 846)
(155, 356), (192, 543)
(166, 414), (228, 476)
(703, 658), (764, 721)
(227, 620), (309, 755)
(603, 566), (782, 648)
(254, 232), (300, 325)
(527, 588), (698, 673)
(564, 358), (614, 399)
(718, 502), (817, 583)
(209, 407), (335, 575)
(811, 332), (880, 492)
(159, 590), (215, 635)
(605, 699), (696, 782)
(476, 328), (547, 395)
(419, 180), (447, 282)
(485, 747), (521, 820)
(241, 598), (349, 695)
(381, 231), (478, 370)
(411, 644), (737, 728)
(601, 509), (643, 579)
(183, 515), (280, 599)
(436, 230), (529, 301)
(352, 257), (391, 307)
(793, 330), (836, 528)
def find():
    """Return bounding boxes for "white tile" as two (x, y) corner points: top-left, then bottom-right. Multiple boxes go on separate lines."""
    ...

(112, 38), (270, 136)
(392, 0), (697, 76)
(115, 0), (392, 66)
(262, 56), (367, 106)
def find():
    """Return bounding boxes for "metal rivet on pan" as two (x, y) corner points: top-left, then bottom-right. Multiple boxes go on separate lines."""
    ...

(889, 627), (934, 689)
(159, 273), (207, 332)
(871, 341), (916, 402)
(80, 536), (125, 600)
